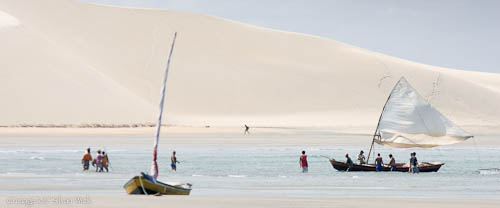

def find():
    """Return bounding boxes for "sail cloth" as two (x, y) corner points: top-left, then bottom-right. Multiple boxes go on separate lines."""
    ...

(150, 32), (178, 180)
(375, 77), (473, 148)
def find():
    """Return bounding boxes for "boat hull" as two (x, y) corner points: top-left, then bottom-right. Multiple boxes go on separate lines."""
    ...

(329, 159), (443, 172)
(123, 176), (191, 195)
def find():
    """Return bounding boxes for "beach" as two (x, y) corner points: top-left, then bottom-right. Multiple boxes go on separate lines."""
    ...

(2, 0), (500, 207)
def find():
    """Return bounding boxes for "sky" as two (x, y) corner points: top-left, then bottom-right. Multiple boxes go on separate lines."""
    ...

(81, 0), (500, 73)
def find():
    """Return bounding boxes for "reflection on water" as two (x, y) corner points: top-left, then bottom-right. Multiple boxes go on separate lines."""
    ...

(0, 134), (499, 199)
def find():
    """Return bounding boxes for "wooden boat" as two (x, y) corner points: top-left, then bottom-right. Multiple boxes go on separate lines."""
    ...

(329, 159), (443, 172)
(124, 32), (191, 195)
(124, 175), (191, 195)
(330, 77), (472, 172)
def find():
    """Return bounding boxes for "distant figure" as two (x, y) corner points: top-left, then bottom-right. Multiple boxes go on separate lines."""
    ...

(244, 124), (250, 135)
(95, 150), (103, 172)
(375, 153), (384, 172)
(81, 148), (92, 171)
(102, 151), (109, 172)
(409, 152), (419, 173)
(171, 151), (179, 171)
(345, 153), (354, 171)
(388, 154), (396, 171)
(357, 150), (366, 165)
(299, 151), (308, 173)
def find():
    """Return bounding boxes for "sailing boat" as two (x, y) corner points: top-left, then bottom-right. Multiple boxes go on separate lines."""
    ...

(123, 33), (192, 195)
(329, 77), (473, 172)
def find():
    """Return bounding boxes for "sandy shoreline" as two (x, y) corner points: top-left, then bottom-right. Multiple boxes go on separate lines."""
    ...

(0, 127), (498, 146)
(1, 195), (499, 208)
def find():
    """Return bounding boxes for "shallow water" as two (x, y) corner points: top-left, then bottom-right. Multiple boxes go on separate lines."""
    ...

(1, 133), (499, 199)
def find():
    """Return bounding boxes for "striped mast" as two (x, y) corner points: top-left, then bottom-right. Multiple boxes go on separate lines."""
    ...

(150, 32), (178, 180)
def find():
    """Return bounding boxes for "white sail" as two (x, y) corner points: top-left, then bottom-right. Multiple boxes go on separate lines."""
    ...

(150, 32), (177, 180)
(375, 77), (473, 148)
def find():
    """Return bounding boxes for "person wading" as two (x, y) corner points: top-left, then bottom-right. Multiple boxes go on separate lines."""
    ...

(81, 148), (92, 171)
(299, 151), (308, 173)
(388, 154), (396, 171)
(346, 153), (354, 171)
(375, 153), (384, 172)
(171, 151), (179, 171)
(409, 152), (419, 173)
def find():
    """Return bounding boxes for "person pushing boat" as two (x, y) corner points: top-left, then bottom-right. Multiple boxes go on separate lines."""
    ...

(375, 153), (384, 171)
(345, 153), (354, 171)
(81, 148), (92, 171)
(388, 154), (396, 171)
(299, 151), (308, 173)
(357, 150), (365, 164)
(409, 152), (419, 173)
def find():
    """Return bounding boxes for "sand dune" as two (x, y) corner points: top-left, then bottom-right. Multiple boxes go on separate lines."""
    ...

(1, 0), (499, 133)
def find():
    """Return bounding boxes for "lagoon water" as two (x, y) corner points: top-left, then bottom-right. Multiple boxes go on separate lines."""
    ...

(1, 133), (499, 199)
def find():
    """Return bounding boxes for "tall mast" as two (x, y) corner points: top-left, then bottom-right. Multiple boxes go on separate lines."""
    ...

(150, 32), (178, 180)
(366, 77), (402, 163)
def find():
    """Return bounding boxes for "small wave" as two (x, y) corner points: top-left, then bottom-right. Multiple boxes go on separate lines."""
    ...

(228, 175), (247, 178)
(479, 168), (500, 175)
(30, 156), (45, 160)
(192, 174), (204, 177)
(352, 176), (359, 179)
(278, 175), (287, 178)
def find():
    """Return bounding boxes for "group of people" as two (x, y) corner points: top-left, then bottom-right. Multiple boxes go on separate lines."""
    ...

(81, 148), (110, 172)
(345, 150), (420, 173)
(82, 148), (180, 172)
(299, 150), (420, 173)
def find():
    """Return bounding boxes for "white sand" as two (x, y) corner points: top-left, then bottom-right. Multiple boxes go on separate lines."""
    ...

(0, 0), (499, 134)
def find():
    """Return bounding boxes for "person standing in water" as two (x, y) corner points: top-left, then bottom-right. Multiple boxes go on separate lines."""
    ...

(95, 150), (103, 172)
(409, 152), (419, 173)
(299, 151), (308, 173)
(375, 153), (384, 171)
(388, 154), (396, 171)
(345, 153), (354, 171)
(101, 151), (109, 172)
(244, 124), (250, 135)
(81, 148), (92, 171)
(357, 150), (366, 165)
(171, 151), (179, 171)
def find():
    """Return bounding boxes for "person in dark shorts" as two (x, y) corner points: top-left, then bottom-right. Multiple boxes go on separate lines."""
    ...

(388, 154), (396, 171)
(171, 151), (179, 171)
(409, 152), (419, 173)
(375, 153), (384, 171)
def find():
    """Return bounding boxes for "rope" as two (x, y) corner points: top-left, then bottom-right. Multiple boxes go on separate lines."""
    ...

(139, 176), (148, 196)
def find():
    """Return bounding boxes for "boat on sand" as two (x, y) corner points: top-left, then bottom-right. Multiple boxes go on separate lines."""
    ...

(329, 77), (473, 172)
(123, 32), (192, 195)
(124, 175), (191, 195)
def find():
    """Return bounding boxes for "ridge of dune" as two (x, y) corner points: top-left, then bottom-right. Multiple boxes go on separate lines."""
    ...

(0, 0), (499, 133)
